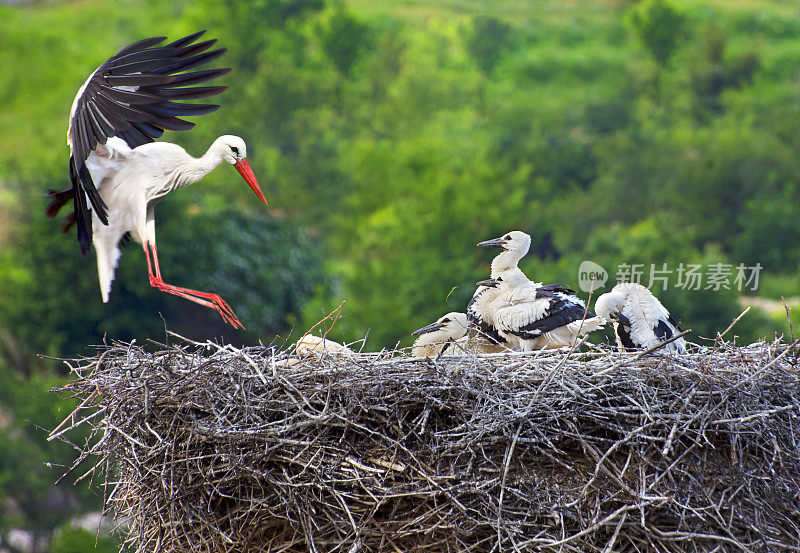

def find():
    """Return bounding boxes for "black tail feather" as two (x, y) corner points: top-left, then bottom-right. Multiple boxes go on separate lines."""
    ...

(69, 156), (93, 256)
(46, 187), (74, 218)
(60, 212), (76, 233)
(76, 162), (108, 224)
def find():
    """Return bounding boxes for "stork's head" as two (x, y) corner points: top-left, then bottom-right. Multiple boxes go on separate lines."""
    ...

(218, 135), (248, 164)
(411, 312), (469, 341)
(479, 231), (531, 277)
(478, 230), (531, 254)
(594, 291), (625, 322)
(214, 135), (268, 207)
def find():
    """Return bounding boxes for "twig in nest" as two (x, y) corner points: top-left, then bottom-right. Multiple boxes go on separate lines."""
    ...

(300, 301), (346, 346)
(782, 297), (796, 346)
(715, 306), (750, 348)
(633, 329), (692, 360)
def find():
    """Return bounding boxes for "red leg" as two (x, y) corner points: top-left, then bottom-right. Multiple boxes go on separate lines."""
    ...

(143, 243), (244, 329)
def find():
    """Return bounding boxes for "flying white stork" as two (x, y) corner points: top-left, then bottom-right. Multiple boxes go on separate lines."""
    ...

(467, 230), (536, 349)
(46, 31), (268, 329)
(595, 282), (686, 353)
(477, 268), (605, 351)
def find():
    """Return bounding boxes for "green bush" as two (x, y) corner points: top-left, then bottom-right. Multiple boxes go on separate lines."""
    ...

(49, 525), (118, 553)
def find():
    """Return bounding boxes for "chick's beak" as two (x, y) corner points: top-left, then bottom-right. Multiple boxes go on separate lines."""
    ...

(477, 237), (507, 249)
(234, 158), (268, 207)
(412, 322), (442, 336)
(476, 278), (499, 288)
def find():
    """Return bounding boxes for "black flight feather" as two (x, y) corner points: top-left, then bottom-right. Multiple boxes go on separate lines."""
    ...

(138, 101), (220, 117)
(165, 30), (206, 49)
(511, 304), (595, 339)
(152, 48), (227, 75)
(160, 68), (231, 88)
(104, 74), (176, 87)
(113, 36), (166, 57)
(535, 283), (579, 297)
(117, 125), (150, 148)
(69, 157), (92, 256)
(97, 85), (163, 105)
(109, 46), (178, 67)
(653, 319), (674, 342)
(132, 121), (165, 139)
(174, 39), (218, 58)
(150, 115), (196, 132)
(60, 30), (229, 252)
(153, 85), (227, 99)
(616, 321), (638, 350)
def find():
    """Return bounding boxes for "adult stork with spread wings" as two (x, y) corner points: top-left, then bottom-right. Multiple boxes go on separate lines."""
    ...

(47, 31), (268, 329)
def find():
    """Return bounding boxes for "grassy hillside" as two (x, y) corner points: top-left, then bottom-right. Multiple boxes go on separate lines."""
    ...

(2, 0), (799, 346)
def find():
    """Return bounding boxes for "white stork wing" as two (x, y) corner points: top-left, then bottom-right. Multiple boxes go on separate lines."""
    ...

(496, 283), (594, 339)
(466, 286), (505, 344)
(57, 30), (230, 254)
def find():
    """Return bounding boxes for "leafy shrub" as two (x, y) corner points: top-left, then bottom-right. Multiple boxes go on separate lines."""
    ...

(464, 16), (513, 74)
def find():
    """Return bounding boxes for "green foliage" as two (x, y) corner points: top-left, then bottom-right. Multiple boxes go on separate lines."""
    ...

(319, 4), (371, 75)
(464, 15), (513, 74)
(689, 25), (760, 120)
(159, 205), (330, 337)
(629, 0), (688, 67)
(0, 362), (100, 537)
(49, 525), (118, 553)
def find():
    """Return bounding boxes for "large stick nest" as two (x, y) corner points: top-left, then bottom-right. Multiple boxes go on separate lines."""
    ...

(54, 336), (800, 553)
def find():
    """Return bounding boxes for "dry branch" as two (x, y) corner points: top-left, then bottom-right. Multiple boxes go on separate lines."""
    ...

(52, 337), (800, 553)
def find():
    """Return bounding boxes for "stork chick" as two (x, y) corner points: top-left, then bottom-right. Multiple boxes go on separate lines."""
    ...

(411, 312), (471, 357)
(595, 283), (686, 353)
(484, 268), (605, 351)
(294, 334), (353, 356)
(477, 230), (534, 278)
(467, 230), (534, 349)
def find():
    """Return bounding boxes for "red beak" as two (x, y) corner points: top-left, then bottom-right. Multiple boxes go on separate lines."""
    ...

(234, 158), (268, 207)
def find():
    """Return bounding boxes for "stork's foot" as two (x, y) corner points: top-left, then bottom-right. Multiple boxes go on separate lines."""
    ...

(202, 292), (244, 330)
(150, 278), (245, 329)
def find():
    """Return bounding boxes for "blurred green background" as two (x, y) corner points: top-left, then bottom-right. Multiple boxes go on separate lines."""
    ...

(1, 0), (799, 550)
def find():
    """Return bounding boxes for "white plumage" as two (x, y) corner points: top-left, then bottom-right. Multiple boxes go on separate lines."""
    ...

(47, 32), (269, 329)
(467, 231), (534, 349)
(87, 135), (259, 303)
(595, 282), (686, 353)
(294, 335), (353, 356)
(468, 230), (602, 351)
(478, 230), (537, 279)
(411, 312), (506, 357)
(488, 268), (605, 350)
(411, 312), (469, 357)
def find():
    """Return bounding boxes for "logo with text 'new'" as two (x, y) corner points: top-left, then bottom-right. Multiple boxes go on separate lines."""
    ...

(578, 261), (608, 293)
